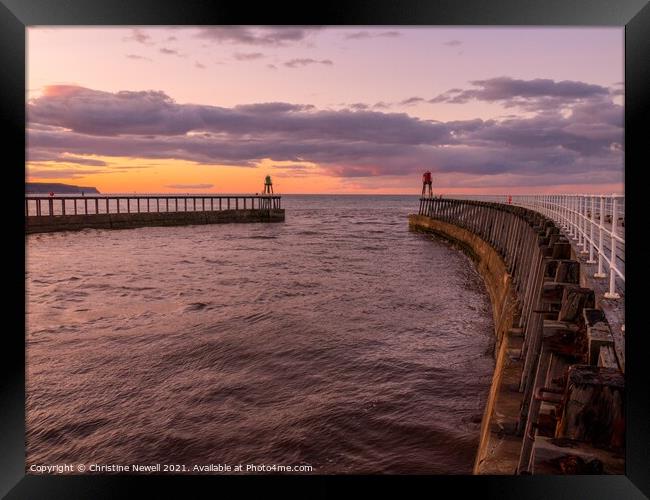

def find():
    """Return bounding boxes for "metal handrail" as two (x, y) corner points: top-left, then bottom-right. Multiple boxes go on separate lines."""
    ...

(452, 194), (624, 299)
(25, 194), (282, 218)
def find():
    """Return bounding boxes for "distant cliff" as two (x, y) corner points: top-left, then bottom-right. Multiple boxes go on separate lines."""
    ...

(26, 182), (100, 194)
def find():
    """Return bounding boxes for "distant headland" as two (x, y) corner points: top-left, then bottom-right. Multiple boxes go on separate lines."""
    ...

(26, 182), (100, 194)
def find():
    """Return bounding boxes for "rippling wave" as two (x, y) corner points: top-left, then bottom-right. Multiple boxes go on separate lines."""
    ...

(26, 195), (494, 474)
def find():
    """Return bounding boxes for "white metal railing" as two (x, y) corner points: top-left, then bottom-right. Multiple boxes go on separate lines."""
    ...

(452, 194), (625, 299)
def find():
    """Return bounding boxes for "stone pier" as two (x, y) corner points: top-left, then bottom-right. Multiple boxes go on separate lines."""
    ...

(409, 198), (624, 475)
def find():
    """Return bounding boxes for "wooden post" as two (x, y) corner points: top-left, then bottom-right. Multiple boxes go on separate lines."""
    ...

(228, 198), (230, 210)
(106, 198), (109, 214)
(84, 198), (88, 214)
(211, 198), (214, 211)
(127, 198), (130, 213)
(236, 198), (239, 210)
(95, 198), (99, 214)
(62, 199), (66, 215)
(219, 198), (222, 210)
(185, 198), (187, 211)
(74, 199), (77, 215)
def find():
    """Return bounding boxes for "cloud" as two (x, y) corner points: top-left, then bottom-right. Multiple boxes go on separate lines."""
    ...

(270, 164), (320, 178)
(430, 77), (610, 111)
(234, 102), (315, 113)
(27, 152), (108, 166)
(266, 64), (277, 70)
(443, 40), (462, 47)
(283, 58), (333, 68)
(195, 61), (205, 69)
(27, 167), (112, 179)
(123, 29), (153, 45)
(349, 103), (369, 110)
(400, 97), (426, 106)
(165, 184), (214, 189)
(27, 81), (623, 188)
(344, 31), (401, 40)
(196, 27), (320, 46)
(233, 52), (265, 61)
(159, 47), (183, 57)
(125, 54), (152, 61)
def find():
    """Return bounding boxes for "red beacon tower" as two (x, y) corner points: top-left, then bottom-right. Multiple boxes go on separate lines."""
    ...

(422, 171), (433, 197)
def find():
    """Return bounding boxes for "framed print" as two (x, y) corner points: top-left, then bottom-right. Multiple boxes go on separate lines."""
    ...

(3, 0), (649, 498)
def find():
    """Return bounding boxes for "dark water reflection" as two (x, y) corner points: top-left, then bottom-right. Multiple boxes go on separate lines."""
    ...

(26, 195), (494, 474)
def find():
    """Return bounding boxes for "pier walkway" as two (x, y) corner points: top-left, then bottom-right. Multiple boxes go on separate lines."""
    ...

(25, 194), (284, 233)
(410, 195), (625, 476)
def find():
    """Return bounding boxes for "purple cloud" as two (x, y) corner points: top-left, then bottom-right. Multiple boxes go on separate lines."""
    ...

(344, 31), (402, 40)
(233, 52), (265, 61)
(431, 77), (610, 111)
(283, 58), (333, 68)
(196, 27), (320, 46)
(123, 29), (153, 45)
(27, 167), (112, 179)
(125, 54), (152, 61)
(27, 81), (623, 188)
(159, 47), (183, 56)
(443, 40), (463, 47)
(400, 97), (426, 106)
(27, 152), (108, 166)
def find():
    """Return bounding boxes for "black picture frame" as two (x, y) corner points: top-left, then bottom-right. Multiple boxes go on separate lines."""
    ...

(3, 1), (649, 498)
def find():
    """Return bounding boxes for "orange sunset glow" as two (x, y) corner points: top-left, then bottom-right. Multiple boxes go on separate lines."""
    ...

(27, 27), (624, 194)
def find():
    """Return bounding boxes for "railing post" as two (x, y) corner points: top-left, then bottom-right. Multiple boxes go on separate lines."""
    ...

(569, 195), (574, 237)
(588, 196), (596, 263)
(577, 196), (583, 248)
(595, 196), (606, 278)
(604, 195), (620, 298)
(581, 195), (588, 253)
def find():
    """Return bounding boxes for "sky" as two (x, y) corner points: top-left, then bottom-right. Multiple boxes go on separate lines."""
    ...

(26, 27), (624, 195)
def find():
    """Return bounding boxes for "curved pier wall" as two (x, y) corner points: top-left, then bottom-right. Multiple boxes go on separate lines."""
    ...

(409, 199), (624, 475)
